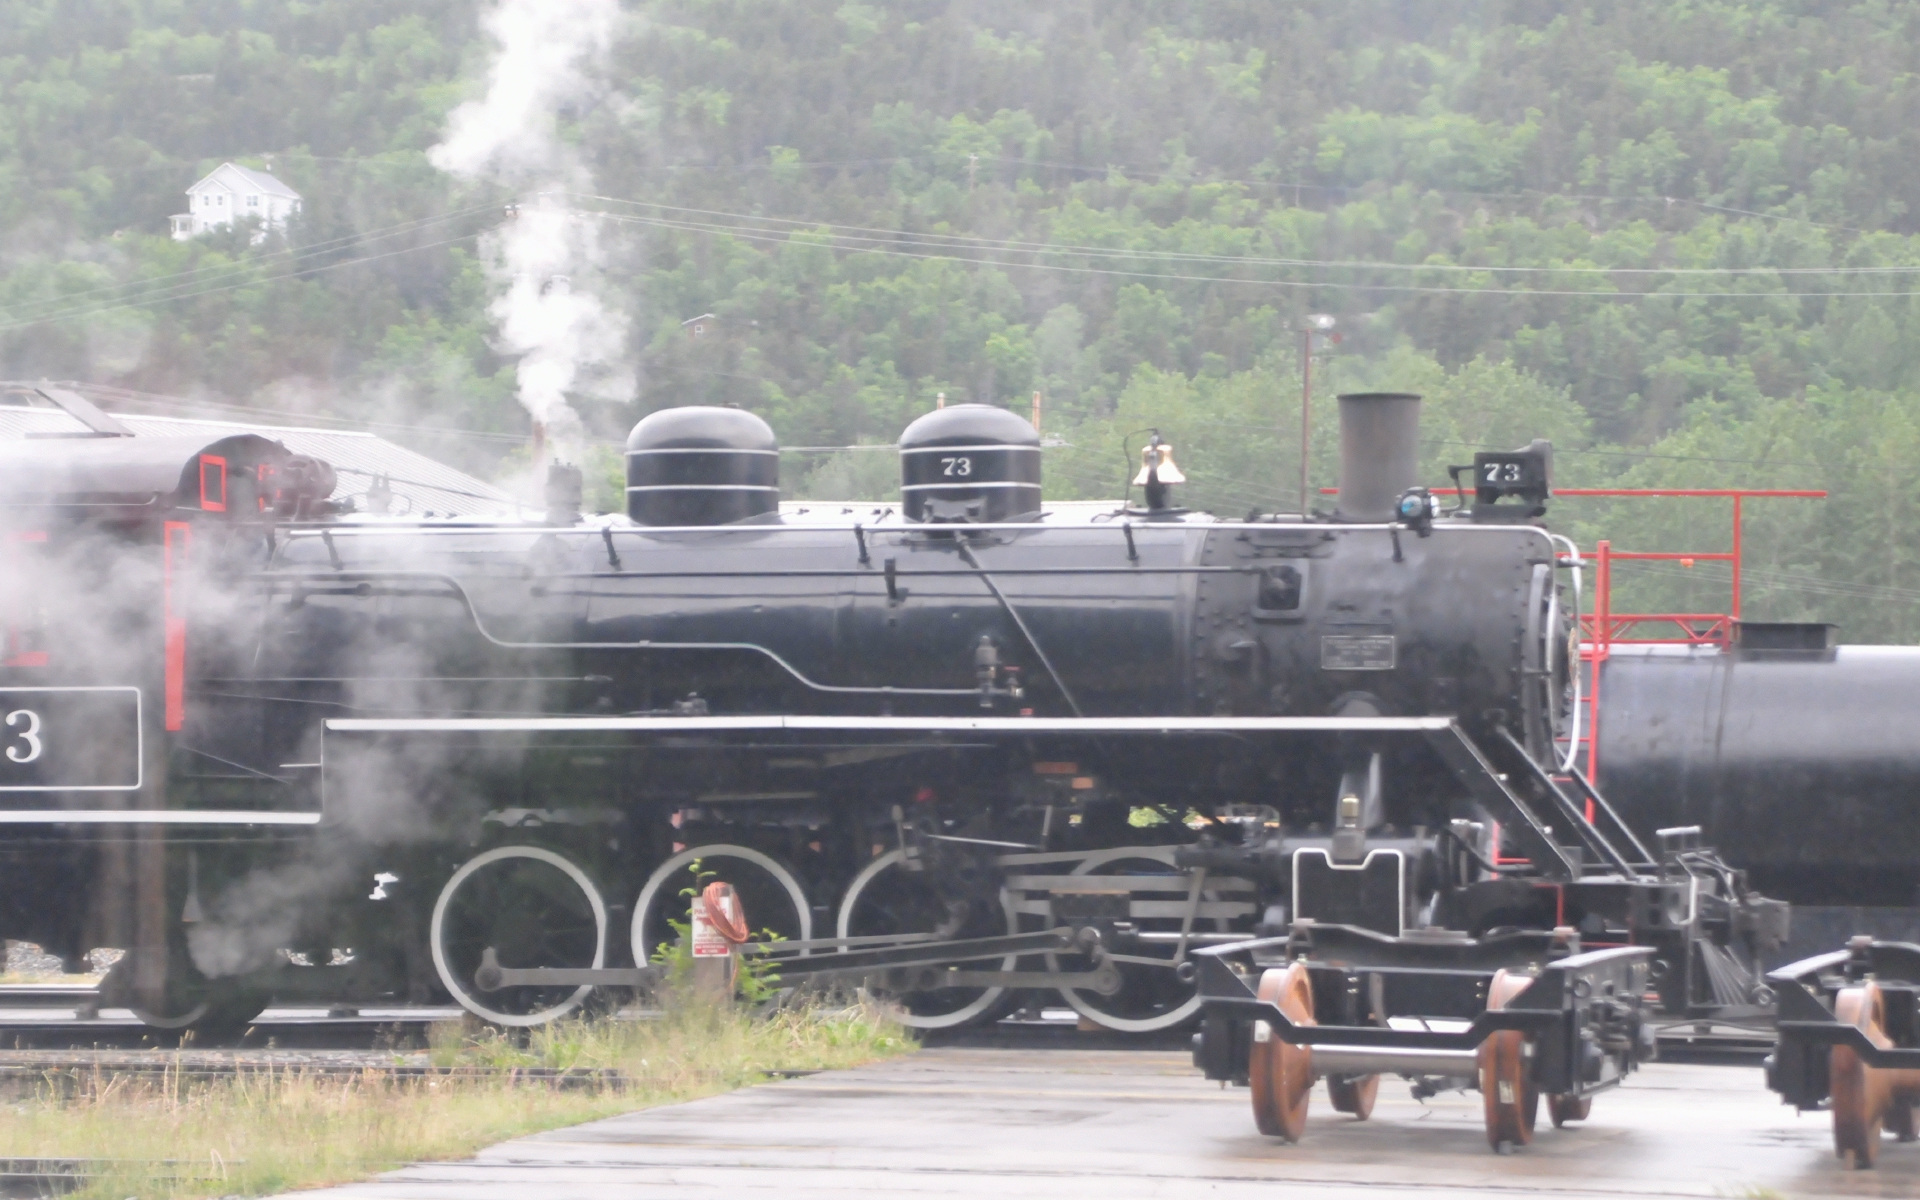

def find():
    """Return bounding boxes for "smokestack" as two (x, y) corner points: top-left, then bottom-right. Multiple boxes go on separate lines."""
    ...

(544, 462), (582, 525)
(1335, 392), (1422, 522)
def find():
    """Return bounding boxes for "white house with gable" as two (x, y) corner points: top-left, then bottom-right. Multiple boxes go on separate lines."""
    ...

(170, 163), (302, 241)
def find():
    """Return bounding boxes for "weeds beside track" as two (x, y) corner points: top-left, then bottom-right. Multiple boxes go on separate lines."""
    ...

(0, 1002), (911, 1199)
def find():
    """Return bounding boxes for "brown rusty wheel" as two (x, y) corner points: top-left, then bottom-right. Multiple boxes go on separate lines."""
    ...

(1832, 983), (1890, 1169)
(1327, 1073), (1379, 1120)
(1890, 1099), (1918, 1145)
(1480, 969), (1540, 1151)
(1249, 962), (1315, 1142)
(1548, 1093), (1592, 1127)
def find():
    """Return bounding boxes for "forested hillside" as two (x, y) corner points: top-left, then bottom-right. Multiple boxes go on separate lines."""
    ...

(4, 1), (1920, 634)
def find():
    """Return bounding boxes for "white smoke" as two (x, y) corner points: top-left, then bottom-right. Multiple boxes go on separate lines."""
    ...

(430, 0), (628, 461)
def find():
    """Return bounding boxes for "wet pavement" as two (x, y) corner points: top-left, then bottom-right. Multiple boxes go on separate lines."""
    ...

(307, 1047), (1920, 1199)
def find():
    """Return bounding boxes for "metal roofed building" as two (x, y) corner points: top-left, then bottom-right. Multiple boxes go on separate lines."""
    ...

(0, 386), (522, 520)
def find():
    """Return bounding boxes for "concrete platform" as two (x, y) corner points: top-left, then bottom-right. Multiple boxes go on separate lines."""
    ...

(308, 1048), (1920, 1199)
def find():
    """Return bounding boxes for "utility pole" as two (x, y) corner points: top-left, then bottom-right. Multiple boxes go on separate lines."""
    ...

(1032, 390), (1042, 434)
(968, 153), (979, 193)
(1299, 314), (1336, 514)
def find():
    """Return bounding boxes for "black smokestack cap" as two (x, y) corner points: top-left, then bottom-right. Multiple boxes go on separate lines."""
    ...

(1335, 393), (1422, 522)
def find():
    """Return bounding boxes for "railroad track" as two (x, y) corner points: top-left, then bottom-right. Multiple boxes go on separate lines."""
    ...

(0, 1047), (822, 1090)
(0, 1157), (223, 1199)
(0, 983), (466, 1048)
(0, 986), (1780, 1059)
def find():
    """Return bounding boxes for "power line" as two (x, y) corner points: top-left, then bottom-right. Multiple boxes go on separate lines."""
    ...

(1619, 559), (1920, 608)
(0, 205), (498, 321)
(31, 151), (1881, 238)
(0, 230), (491, 333)
(584, 205), (1920, 301)
(54, 385), (534, 446)
(571, 192), (1909, 278)
(958, 156), (1874, 236)
(1148, 420), (1823, 471)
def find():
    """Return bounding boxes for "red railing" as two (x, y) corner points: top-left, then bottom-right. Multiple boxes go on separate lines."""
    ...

(1328, 485), (1829, 781)
(1563, 490), (1825, 780)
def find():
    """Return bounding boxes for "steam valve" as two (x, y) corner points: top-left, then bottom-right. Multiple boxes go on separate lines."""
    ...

(974, 636), (1025, 708)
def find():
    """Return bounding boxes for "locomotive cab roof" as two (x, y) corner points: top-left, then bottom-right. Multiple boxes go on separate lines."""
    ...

(0, 432), (330, 520)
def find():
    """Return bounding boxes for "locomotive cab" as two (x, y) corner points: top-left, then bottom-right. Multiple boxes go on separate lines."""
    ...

(0, 429), (342, 1010)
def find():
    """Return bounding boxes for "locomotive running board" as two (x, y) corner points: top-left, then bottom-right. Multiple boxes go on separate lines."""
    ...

(326, 715), (1460, 734)
(323, 714), (1587, 880)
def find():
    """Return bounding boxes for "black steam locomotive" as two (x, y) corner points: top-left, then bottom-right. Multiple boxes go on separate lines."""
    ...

(0, 387), (1882, 1089)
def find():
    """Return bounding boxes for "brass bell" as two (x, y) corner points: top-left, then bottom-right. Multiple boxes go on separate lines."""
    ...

(1133, 438), (1187, 485)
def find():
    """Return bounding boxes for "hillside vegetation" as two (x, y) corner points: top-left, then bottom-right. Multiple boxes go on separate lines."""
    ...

(3, 1), (1920, 635)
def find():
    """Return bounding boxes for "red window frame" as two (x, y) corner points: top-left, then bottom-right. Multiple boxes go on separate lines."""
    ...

(199, 455), (228, 513)
(2, 530), (50, 668)
(163, 521), (191, 730)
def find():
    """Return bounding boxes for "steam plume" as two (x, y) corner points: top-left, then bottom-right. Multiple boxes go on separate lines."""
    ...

(430, 0), (628, 459)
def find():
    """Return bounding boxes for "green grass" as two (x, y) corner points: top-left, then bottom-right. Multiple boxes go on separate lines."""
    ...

(0, 1001), (912, 1199)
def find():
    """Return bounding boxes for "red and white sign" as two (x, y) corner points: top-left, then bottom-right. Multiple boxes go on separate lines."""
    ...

(690, 895), (735, 957)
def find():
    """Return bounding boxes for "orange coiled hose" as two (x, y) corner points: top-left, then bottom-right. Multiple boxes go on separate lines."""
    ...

(700, 881), (752, 944)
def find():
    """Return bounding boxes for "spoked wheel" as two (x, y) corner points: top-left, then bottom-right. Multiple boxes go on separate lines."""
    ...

(630, 844), (812, 969)
(838, 849), (1016, 1030)
(103, 945), (268, 1039)
(1328, 1072), (1379, 1120)
(1250, 962), (1315, 1141)
(431, 845), (607, 1027)
(1051, 847), (1253, 1033)
(1832, 982), (1891, 1169)
(1480, 969), (1541, 1152)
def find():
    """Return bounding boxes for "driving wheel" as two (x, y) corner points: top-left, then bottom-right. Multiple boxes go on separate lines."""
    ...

(431, 844), (607, 1027)
(837, 849), (1016, 1030)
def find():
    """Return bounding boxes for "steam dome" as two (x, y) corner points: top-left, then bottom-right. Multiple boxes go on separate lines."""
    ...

(624, 406), (779, 526)
(898, 404), (1041, 523)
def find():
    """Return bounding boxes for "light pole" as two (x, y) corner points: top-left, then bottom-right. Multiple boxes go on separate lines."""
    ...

(1299, 314), (1337, 514)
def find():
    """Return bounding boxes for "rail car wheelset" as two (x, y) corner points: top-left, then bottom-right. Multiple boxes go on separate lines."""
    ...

(2, 384), (1918, 1159)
